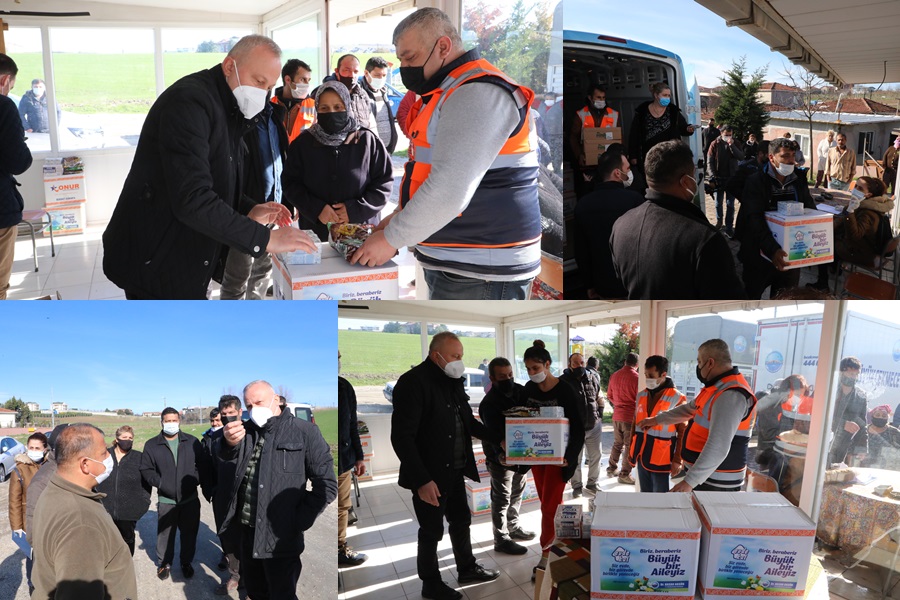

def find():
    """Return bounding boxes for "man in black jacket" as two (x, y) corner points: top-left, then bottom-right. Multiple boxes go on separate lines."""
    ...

(0, 54), (32, 300)
(359, 56), (398, 154)
(320, 54), (373, 130)
(573, 150), (643, 298)
(610, 141), (746, 299)
(736, 137), (817, 299)
(103, 35), (316, 299)
(392, 332), (501, 600)
(140, 407), (211, 581)
(211, 395), (243, 595)
(220, 380), (337, 600)
(560, 353), (604, 496)
(478, 357), (535, 556)
(829, 357), (869, 465)
(338, 355), (368, 567)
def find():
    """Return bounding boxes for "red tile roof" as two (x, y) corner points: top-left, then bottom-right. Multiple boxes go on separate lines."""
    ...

(816, 98), (898, 114)
(760, 82), (803, 92)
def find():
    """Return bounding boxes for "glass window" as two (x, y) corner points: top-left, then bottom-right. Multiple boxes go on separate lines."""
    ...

(50, 27), (155, 151)
(162, 28), (255, 89)
(5, 27), (49, 153)
(512, 323), (565, 382)
(271, 14), (322, 80)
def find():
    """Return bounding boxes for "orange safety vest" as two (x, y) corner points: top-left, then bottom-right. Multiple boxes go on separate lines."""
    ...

(576, 104), (619, 135)
(774, 394), (813, 458)
(682, 369), (757, 488)
(399, 57), (542, 276)
(272, 95), (316, 143)
(631, 385), (686, 472)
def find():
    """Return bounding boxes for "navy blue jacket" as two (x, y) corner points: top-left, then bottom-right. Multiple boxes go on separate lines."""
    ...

(0, 94), (32, 229)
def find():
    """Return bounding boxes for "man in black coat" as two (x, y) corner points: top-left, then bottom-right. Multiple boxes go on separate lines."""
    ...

(610, 140), (746, 299)
(219, 380), (337, 600)
(478, 357), (535, 556)
(559, 353), (604, 495)
(102, 35), (315, 299)
(574, 150), (643, 298)
(0, 54), (32, 300)
(829, 356), (869, 465)
(359, 56), (398, 154)
(735, 137), (817, 299)
(391, 332), (501, 600)
(338, 359), (367, 567)
(140, 407), (211, 581)
(211, 395), (243, 595)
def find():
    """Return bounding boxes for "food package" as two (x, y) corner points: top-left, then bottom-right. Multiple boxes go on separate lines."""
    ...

(329, 223), (372, 262)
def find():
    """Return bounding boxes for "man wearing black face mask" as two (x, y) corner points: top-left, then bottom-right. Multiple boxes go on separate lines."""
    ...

(828, 356), (868, 465)
(560, 353), (604, 495)
(319, 54), (372, 130)
(479, 357), (536, 556)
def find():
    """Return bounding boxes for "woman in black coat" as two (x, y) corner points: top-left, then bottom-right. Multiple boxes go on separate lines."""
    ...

(98, 425), (151, 556)
(282, 80), (393, 242)
(627, 82), (697, 173)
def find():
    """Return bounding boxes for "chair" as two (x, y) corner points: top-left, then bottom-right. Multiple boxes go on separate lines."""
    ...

(16, 209), (56, 272)
(745, 469), (779, 493)
(841, 271), (898, 300)
(834, 235), (900, 296)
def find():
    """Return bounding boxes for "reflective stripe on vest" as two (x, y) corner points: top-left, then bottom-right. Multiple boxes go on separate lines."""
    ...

(781, 395), (813, 423)
(399, 58), (541, 276)
(682, 371), (757, 486)
(632, 387), (686, 472)
(576, 105), (619, 137)
(273, 96), (315, 143)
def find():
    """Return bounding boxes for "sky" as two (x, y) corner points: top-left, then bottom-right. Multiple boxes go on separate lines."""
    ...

(0, 303), (337, 413)
(565, 0), (899, 88)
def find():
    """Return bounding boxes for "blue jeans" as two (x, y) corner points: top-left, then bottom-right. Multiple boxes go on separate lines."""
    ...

(424, 269), (532, 300)
(636, 463), (670, 493)
(715, 187), (735, 231)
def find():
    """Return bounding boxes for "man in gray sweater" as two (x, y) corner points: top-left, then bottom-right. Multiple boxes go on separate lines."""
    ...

(351, 8), (541, 300)
(637, 339), (757, 492)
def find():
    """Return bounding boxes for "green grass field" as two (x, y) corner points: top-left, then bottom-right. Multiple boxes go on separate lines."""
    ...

(339, 330), (496, 387)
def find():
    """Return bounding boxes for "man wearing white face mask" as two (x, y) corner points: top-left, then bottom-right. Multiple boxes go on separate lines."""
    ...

(32, 424), (137, 600)
(103, 35), (317, 299)
(574, 150), (643, 299)
(706, 124), (744, 238)
(610, 140), (745, 299)
(735, 137), (817, 299)
(570, 85), (619, 168)
(360, 56), (398, 154)
(272, 58), (316, 144)
(219, 380), (337, 600)
(140, 407), (211, 581)
(391, 332), (502, 600)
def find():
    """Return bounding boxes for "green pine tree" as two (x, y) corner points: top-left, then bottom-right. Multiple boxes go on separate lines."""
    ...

(714, 56), (770, 141)
(593, 323), (640, 391)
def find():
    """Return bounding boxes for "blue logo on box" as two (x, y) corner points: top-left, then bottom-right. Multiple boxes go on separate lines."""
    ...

(765, 351), (784, 374)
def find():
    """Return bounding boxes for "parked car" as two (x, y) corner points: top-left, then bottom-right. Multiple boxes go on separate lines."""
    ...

(354, 79), (405, 118)
(240, 403), (315, 424)
(383, 367), (486, 408)
(0, 436), (26, 483)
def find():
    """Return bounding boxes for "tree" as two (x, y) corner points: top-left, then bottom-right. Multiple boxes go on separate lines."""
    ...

(4, 397), (31, 427)
(593, 323), (640, 390)
(383, 321), (401, 334)
(715, 56), (770, 142)
(196, 40), (217, 53)
(780, 63), (837, 174)
(276, 385), (294, 402)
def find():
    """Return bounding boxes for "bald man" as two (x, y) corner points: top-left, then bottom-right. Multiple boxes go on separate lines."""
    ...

(219, 380), (337, 600)
(32, 424), (137, 600)
(104, 34), (316, 299)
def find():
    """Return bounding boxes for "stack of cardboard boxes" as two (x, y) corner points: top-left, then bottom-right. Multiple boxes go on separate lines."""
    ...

(43, 157), (86, 236)
(582, 127), (623, 166)
(357, 421), (373, 482)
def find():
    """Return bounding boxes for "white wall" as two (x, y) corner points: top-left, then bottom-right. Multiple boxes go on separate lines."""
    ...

(361, 413), (400, 476)
(0, 413), (16, 428)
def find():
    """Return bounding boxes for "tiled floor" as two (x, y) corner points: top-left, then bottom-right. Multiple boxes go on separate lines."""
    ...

(338, 467), (638, 600)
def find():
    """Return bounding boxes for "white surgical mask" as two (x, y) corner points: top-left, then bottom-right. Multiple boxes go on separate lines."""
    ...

(86, 454), (115, 486)
(162, 423), (180, 436)
(438, 353), (466, 379)
(232, 61), (268, 119)
(369, 76), (386, 91)
(622, 169), (634, 187)
(775, 162), (795, 177)
(683, 175), (698, 200)
(722, 135), (732, 143)
(645, 378), (660, 390)
(250, 405), (274, 427)
(290, 81), (310, 99)
(544, 99), (554, 107)
(593, 100), (606, 110)
(27, 450), (45, 463)
(529, 370), (547, 384)
(850, 188), (866, 201)
(212, 425), (224, 432)
(32, 87), (44, 97)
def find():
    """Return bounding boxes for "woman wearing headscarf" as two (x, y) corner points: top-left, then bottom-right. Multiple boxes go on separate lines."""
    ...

(863, 405), (900, 469)
(282, 80), (393, 242)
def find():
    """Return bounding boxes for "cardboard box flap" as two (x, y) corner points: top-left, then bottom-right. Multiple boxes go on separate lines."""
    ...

(593, 506), (701, 533)
(594, 492), (694, 510)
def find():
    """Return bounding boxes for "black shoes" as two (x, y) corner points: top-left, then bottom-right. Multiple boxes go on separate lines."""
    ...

(572, 486), (583, 498)
(182, 563), (194, 578)
(458, 563), (500, 584)
(157, 565), (170, 580)
(585, 483), (599, 492)
(422, 581), (463, 600)
(494, 538), (528, 555)
(217, 553), (228, 571)
(338, 545), (368, 567)
(509, 528), (537, 541)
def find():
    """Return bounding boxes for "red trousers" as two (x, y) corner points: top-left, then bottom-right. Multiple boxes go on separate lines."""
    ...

(531, 465), (567, 549)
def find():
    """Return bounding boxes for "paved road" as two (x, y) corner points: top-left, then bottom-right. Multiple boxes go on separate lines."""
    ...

(0, 477), (336, 600)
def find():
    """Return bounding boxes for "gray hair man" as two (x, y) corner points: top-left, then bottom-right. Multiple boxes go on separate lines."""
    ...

(32, 424), (137, 599)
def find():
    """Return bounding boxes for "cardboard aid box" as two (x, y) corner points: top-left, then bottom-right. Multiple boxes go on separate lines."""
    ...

(45, 203), (85, 236)
(465, 472), (538, 516)
(356, 457), (373, 482)
(591, 493), (701, 598)
(44, 174), (87, 207)
(359, 434), (373, 457)
(469, 444), (489, 479)
(506, 417), (569, 465)
(692, 492), (815, 599)
(764, 209), (834, 269)
(583, 127), (623, 166)
(271, 244), (399, 300)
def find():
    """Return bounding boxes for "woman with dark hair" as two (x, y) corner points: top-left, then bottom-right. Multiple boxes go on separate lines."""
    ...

(282, 80), (393, 243)
(8, 432), (49, 593)
(627, 82), (696, 173)
(863, 405), (900, 469)
(98, 425), (151, 556)
(522, 340), (584, 578)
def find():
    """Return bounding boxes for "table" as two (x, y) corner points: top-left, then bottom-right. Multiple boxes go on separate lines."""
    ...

(810, 188), (854, 214)
(17, 209), (56, 272)
(817, 467), (900, 558)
